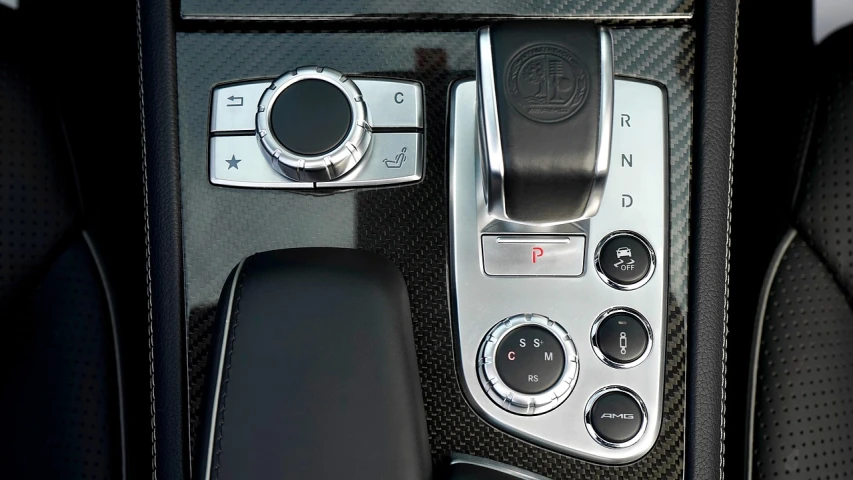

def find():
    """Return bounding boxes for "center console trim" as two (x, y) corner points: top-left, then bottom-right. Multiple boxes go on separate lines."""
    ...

(148, 19), (705, 480)
(449, 453), (553, 480)
(181, 14), (695, 22)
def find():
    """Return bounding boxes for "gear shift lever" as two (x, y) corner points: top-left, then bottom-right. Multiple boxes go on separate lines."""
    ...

(478, 22), (614, 225)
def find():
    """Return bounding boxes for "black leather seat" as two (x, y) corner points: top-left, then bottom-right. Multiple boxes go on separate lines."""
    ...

(749, 26), (853, 479)
(0, 18), (123, 479)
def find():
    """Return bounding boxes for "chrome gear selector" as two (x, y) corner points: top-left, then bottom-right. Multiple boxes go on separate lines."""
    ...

(256, 66), (372, 182)
(478, 23), (614, 225)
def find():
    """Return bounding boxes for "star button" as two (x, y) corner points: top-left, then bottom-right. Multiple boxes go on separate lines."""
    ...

(226, 154), (241, 170)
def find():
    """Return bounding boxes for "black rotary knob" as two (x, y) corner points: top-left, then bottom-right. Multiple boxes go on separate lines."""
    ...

(495, 325), (566, 394)
(477, 314), (579, 415)
(256, 66), (371, 182)
(270, 79), (353, 156)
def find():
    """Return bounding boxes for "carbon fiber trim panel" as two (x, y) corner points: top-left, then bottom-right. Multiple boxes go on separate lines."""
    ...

(177, 27), (692, 477)
(181, 0), (693, 21)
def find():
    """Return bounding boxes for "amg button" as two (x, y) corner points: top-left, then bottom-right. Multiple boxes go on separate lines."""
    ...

(588, 390), (644, 445)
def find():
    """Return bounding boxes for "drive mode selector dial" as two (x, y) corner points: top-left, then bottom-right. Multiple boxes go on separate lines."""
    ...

(256, 66), (371, 182)
(478, 314), (579, 415)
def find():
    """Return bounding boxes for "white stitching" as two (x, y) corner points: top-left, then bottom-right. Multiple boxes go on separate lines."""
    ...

(136, 0), (158, 477)
(720, 1), (740, 479)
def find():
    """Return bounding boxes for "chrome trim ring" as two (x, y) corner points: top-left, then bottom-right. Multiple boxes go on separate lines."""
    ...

(590, 307), (653, 369)
(594, 231), (657, 291)
(584, 386), (648, 449)
(256, 66), (372, 182)
(584, 27), (614, 221)
(477, 313), (579, 415)
(476, 27), (507, 222)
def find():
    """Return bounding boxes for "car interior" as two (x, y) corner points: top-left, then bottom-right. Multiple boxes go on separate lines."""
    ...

(3, 0), (852, 479)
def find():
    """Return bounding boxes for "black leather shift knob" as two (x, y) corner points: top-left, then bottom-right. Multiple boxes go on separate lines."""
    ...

(478, 21), (613, 224)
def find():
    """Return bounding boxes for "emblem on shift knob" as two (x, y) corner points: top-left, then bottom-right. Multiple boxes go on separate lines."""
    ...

(506, 44), (589, 123)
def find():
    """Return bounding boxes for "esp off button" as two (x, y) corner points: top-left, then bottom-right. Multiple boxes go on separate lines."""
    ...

(595, 231), (655, 289)
(585, 387), (647, 448)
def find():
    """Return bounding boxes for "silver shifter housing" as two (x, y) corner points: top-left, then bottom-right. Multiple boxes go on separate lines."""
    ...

(449, 21), (670, 464)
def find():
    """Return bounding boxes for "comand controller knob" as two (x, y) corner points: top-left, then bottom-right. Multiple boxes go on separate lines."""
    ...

(255, 66), (372, 182)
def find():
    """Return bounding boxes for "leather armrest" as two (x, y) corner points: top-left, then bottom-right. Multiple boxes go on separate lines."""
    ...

(196, 248), (432, 480)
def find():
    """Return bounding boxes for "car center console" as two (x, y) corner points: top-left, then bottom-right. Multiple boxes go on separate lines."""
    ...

(138, 0), (738, 478)
(446, 23), (670, 463)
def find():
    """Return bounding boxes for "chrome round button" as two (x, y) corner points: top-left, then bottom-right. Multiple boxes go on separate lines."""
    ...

(591, 307), (652, 368)
(584, 386), (648, 448)
(477, 313), (579, 415)
(256, 66), (372, 182)
(594, 231), (656, 290)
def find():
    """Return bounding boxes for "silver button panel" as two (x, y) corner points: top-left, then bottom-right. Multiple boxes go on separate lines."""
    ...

(449, 78), (668, 464)
(209, 136), (309, 189)
(354, 79), (424, 129)
(316, 132), (422, 188)
(210, 82), (270, 133)
(209, 78), (424, 133)
(481, 235), (586, 276)
(208, 75), (424, 189)
(210, 132), (422, 189)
